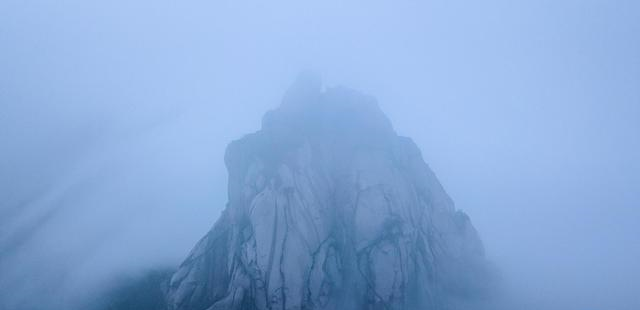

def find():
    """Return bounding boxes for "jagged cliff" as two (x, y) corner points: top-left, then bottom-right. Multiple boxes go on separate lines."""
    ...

(166, 75), (489, 310)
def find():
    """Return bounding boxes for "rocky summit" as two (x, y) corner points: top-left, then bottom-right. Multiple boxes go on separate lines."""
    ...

(167, 75), (490, 310)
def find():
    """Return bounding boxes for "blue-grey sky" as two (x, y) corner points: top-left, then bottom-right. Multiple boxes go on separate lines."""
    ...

(1, 1), (639, 309)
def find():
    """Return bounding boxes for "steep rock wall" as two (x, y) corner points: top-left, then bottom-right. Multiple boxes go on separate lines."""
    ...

(167, 76), (488, 310)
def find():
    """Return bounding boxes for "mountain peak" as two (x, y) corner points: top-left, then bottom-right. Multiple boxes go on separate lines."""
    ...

(262, 76), (395, 150)
(168, 79), (490, 310)
(281, 71), (323, 107)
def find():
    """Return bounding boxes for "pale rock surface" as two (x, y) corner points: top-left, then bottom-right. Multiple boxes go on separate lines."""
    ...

(167, 75), (489, 310)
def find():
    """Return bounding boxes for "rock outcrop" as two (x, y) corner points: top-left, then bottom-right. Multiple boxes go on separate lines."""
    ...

(167, 75), (489, 310)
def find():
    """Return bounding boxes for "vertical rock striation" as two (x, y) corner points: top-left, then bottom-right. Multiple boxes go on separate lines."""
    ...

(167, 75), (489, 310)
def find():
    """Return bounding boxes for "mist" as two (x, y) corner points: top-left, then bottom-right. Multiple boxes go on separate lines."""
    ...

(1, 0), (639, 309)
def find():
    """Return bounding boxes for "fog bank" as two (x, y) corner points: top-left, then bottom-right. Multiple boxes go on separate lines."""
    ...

(1, 1), (639, 309)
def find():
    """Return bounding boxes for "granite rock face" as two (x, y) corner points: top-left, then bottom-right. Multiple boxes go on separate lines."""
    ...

(167, 76), (489, 310)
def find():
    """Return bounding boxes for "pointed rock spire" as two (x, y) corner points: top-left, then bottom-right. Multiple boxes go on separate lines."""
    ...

(167, 78), (491, 310)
